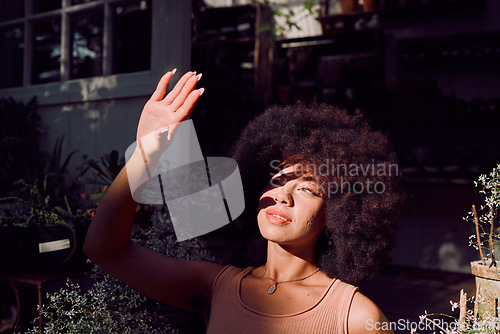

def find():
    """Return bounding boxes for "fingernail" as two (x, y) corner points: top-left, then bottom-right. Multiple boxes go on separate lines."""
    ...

(171, 68), (177, 75)
(161, 128), (169, 134)
(193, 71), (197, 75)
(198, 88), (205, 96)
(196, 73), (203, 81)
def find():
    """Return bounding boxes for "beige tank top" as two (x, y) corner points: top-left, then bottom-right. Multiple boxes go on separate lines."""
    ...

(207, 265), (358, 334)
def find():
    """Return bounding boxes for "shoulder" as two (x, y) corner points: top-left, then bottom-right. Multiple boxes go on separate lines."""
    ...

(348, 292), (393, 334)
(211, 265), (252, 288)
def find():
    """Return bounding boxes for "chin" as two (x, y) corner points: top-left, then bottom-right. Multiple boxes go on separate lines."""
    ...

(258, 224), (288, 243)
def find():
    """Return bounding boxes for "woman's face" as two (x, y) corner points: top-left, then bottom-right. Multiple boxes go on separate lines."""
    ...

(257, 165), (326, 248)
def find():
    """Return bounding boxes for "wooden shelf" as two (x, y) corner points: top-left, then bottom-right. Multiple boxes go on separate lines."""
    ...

(398, 30), (500, 71)
(319, 0), (485, 22)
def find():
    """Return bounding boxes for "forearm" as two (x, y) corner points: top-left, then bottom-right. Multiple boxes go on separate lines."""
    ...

(84, 70), (201, 262)
(83, 148), (155, 261)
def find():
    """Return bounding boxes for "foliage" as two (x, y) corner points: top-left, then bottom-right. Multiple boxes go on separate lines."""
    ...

(79, 149), (124, 202)
(0, 96), (43, 196)
(258, 0), (320, 39)
(413, 165), (500, 334)
(464, 163), (500, 266)
(0, 179), (89, 228)
(43, 135), (81, 204)
(0, 95), (82, 205)
(78, 149), (154, 225)
(416, 294), (500, 333)
(0, 135), (85, 230)
(79, 150), (156, 227)
(22, 210), (216, 334)
(0, 179), (92, 270)
(22, 273), (178, 334)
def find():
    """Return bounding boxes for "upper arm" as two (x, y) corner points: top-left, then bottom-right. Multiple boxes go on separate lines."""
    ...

(92, 242), (225, 311)
(82, 163), (226, 312)
(347, 292), (393, 334)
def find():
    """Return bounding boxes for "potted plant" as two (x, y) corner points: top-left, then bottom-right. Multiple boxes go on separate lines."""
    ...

(0, 177), (92, 274)
(0, 136), (90, 275)
(22, 207), (216, 334)
(465, 163), (500, 319)
(413, 165), (500, 332)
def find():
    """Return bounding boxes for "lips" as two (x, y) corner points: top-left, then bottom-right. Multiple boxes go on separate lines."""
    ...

(265, 208), (291, 224)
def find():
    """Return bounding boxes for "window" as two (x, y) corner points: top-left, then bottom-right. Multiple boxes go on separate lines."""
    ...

(0, 0), (151, 89)
(0, 25), (23, 88)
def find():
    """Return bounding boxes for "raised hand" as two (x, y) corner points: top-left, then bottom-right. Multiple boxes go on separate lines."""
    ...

(136, 70), (203, 158)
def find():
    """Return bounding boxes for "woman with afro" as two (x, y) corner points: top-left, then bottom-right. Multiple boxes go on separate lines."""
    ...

(84, 70), (400, 333)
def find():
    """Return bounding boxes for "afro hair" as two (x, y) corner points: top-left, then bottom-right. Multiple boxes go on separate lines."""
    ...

(228, 101), (401, 283)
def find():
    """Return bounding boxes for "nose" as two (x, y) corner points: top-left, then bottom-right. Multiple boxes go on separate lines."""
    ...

(273, 185), (293, 206)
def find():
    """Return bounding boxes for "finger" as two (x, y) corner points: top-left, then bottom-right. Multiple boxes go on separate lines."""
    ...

(173, 88), (204, 122)
(170, 74), (200, 111)
(150, 69), (176, 101)
(163, 71), (196, 105)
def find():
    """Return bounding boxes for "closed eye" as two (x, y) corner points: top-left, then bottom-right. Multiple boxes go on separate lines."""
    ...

(298, 186), (321, 197)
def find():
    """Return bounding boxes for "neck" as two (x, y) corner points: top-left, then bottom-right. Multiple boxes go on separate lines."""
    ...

(265, 241), (318, 281)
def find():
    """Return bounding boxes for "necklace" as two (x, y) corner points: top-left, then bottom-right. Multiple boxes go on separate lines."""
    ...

(264, 264), (321, 294)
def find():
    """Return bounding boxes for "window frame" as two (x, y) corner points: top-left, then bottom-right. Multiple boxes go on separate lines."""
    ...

(0, 0), (190, 106)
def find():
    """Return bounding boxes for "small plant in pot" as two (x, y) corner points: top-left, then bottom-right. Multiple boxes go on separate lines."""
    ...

(0, 136), (91, 275)
(465, 163), (500, 320)
(0, 177), (92, 275)
(413, 165), (500, 333)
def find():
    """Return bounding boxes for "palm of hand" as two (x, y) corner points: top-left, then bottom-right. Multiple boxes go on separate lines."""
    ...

(136, 71), (202, 157)
(137, 100), (178, 141)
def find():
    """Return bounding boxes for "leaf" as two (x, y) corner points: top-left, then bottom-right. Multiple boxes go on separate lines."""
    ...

(108, 150), (121, 177)
(87, 159), (106, 176)
(59, 150), (78, 175)
(89, 193), (105, 200)
(259, 23), (272, 32)
(304, 1), (314, 13)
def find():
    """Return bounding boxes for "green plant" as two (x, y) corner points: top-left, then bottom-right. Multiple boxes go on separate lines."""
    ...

(412, 165), (500, 333)
(0, 135), (89, 273)
(258, 0), (320, 39)
(79, 150), (156, 228)
(0, 95), (81, 203)
(0, 179), (86, 228)
(22, 210), (216, 334)
(0, 135), (84, 229)
(0, 96), (43, 196)
(465, 163), (500, 267)
(416, 290), (500, 333)
(22, 273), (179, 334)
(0, 178), (92, 271)
(79, 149), (124, 203)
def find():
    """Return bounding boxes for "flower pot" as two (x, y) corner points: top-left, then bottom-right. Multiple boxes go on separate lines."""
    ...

(340, 0), (359, 14)
(470, 260), (500, 318)
(0, 223), (90, 275)
(362, 0), (379, 11)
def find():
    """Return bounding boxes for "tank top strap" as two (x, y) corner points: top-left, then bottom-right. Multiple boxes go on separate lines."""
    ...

(211, 265), (252, 300)
(323, 279), (359, 333)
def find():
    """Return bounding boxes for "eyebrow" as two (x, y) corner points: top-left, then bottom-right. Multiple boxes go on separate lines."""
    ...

(275, 173), (318, 183)
(299, 176), (318, 182)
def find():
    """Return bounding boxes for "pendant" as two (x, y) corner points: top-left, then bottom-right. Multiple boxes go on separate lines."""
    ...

(267, 283), (277, 294)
